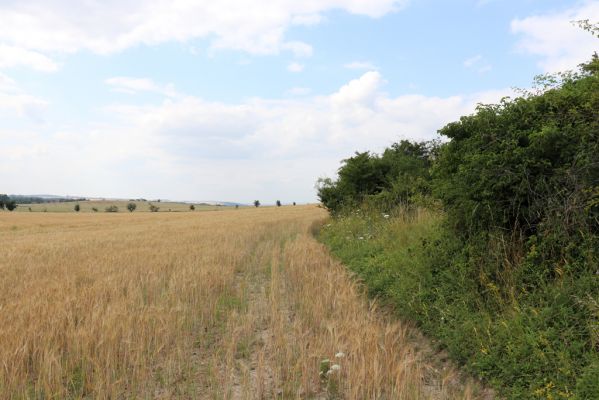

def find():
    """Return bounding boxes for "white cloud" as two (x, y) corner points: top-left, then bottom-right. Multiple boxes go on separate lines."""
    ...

(331, 71), (383, 105)
(463, 55), (482, 68)
(0, 93), (47, 121)
(291, 14), (324, 26)
(0, 44), (59, 72)
(0, 71), (512, 202)
(106, 77), (177, 97)
(282, 41), (313, 58)
(511, 2), (599, 72)
(344, 61), (378, 70)
(287, 62), (304, 72)
(288, 87), (312, 96)
(0, 0), (408, 61)
(0, 72), (48, 121)
(463, 54), (492, 74)
(0, 72), (17, 91)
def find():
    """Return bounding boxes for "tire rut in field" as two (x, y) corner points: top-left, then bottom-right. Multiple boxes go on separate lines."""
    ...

(195, 228), (493, 399)
(194, 237), (281, 399)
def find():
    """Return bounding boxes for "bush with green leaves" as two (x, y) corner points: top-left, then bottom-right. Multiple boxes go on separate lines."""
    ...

(316, 140), (438, 214)
(74, 204), (80, 212)
(148, 204), (159, 212)
(105, 205), (118, 213)
(319, 54), (599, 399)
(0, 194), (17, 211)
(433, 58), (599, 243)
(126, 202), (137, 212)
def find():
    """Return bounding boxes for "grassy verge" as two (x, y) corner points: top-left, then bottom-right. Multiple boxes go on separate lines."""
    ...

(319, 208), (599, 399)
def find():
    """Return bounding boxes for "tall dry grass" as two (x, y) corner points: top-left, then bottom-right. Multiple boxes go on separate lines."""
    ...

(0, 206), (480, 399)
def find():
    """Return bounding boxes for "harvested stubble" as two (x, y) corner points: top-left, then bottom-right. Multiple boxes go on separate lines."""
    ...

(0, 206), (477, 399)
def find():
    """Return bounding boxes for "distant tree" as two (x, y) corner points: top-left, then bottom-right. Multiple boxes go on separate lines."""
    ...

(276, 200), (282, 207)
(92, 207), (98, 212)
(235, 204), (239, 209)
(127, 202), (137, 212)
(28, 207), (32, 212)
(105, 205), (119, 213)
(149, 204), (160, 212)
(74, 204), (80, 212)
(0, 194), (8, 209)
(1, 194), (18, 211)
(254, 200), (260, 207)
(293, 202), (296, 206)
(190, 204), (195, 211)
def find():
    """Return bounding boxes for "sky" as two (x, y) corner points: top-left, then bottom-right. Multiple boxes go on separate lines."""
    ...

(1, 1), (598, 203)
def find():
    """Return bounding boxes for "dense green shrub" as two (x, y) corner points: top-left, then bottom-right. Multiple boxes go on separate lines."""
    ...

(434, 57), (599, 243)
(319, 57), (599, 399)
(316, 140), (438, 214)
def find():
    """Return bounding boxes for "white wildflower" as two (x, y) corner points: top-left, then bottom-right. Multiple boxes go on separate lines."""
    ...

(383, 214), (390, 219)
(331, 364), (341, 372)
(358, 236), (364, 240)
(335, 352), (345, 358)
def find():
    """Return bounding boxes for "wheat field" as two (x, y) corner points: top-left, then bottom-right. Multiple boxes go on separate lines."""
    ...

(0, 206), (482, 399)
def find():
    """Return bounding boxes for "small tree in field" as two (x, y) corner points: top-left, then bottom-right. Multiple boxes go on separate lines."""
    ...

(293, 202), (296, 206)
(276, 200), (281, 207)
(127, 202), (137, 212)
(254, 200), (260, 207)
(190, 204), (195, 211)
(149, 204), (160, 212)
(74, 204), (80, 212)
(0, 194), (16, 211)
(105, 205), (119, 213)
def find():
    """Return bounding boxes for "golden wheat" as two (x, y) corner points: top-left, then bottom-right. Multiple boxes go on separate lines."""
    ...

(0, 206), (483, 399)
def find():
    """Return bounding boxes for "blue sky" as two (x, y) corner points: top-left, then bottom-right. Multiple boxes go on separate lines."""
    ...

(1, 0), (598, 203)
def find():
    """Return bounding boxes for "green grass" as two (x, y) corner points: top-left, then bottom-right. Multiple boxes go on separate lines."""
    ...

(13, 200), (228, 213)
(320, 209), (599, 400)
